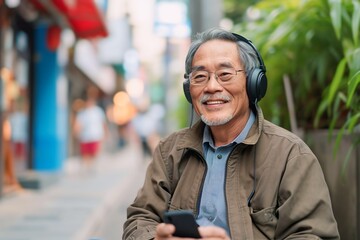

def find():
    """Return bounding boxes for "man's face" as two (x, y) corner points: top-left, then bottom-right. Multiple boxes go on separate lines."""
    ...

(190, 39), (250, 127)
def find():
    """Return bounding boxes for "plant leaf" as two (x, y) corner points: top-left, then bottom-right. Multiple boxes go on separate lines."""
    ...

(333, 122), (346, 157)
(347, 112), (360, 132)
(315, 99), (329, 127)
(328, 58), (347, 104)
(352, 1), (360, 46)
(328, 0), (342, 39)
(341, 143), (354, 176)
(346, 70), (360, 107)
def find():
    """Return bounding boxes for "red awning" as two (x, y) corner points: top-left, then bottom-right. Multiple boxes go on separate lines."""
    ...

(29, 0), (108, 39)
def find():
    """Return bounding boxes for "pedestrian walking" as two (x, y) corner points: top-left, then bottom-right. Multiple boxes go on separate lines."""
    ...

(73, 95), (107, 173)
(131, 100), (162, 160)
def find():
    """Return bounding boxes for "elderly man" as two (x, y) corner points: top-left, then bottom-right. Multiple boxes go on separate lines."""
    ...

(123, 28), (339, 240)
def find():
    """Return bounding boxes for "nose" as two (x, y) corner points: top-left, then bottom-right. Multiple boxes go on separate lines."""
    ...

(205, 72), (223, 91)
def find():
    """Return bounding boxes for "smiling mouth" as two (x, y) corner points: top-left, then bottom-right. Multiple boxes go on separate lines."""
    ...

(203, 100), (229, 105)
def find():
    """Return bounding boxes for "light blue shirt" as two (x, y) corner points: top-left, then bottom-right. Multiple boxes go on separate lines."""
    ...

(196, 111), (255, 235)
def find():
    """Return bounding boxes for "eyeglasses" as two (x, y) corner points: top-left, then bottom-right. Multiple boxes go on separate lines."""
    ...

(188, 68), (245, 86)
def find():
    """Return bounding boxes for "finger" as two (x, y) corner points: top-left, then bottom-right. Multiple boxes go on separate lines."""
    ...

(155, 223), (176, 239)
(198, 226), (230, 239)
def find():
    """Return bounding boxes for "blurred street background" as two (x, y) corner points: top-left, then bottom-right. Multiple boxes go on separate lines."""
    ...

(0, 0), (359, 239)
(0, 142), (148, 240)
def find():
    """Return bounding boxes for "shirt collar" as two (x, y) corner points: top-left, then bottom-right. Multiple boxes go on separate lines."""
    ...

(203, 111), (256, 149)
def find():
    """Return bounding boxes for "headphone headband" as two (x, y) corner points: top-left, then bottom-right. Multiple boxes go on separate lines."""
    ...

(231, 33), (266, 72)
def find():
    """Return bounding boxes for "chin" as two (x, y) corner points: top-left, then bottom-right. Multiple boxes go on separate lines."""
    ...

(200, 115), (233, 126)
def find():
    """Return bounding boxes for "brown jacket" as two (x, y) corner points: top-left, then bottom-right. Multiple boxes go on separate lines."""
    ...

(123, 108), (339, 240)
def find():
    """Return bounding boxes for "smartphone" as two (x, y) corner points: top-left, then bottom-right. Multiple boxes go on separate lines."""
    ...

(163, 210), (201, 238)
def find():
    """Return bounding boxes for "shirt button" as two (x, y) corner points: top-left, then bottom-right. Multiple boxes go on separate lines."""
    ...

(217, 154), (222, 159)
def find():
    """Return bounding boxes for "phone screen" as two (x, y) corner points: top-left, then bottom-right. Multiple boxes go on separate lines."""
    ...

(163, 210), (201, 238)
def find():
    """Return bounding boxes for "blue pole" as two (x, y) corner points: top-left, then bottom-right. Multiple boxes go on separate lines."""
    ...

(32, 23), (67, 171)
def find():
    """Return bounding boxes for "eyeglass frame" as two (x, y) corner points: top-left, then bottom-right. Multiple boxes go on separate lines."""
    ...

(185, 68), (245, 86)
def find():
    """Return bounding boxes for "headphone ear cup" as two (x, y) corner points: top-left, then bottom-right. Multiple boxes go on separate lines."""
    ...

(183, 80), (192, 104)
(246, 68), (268, 104)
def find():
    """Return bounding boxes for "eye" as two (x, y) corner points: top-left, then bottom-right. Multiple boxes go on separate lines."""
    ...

(217, 69), (233, 81)
(191, 71), (208, 82)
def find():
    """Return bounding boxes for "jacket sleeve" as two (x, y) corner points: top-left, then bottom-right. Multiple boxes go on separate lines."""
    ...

(122, 142), (172, 240)
(275, 152), (340, 239)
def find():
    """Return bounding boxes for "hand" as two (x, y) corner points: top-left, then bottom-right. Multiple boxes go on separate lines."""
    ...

(198, 226), (230, 240)
(155, 223), (230, 240)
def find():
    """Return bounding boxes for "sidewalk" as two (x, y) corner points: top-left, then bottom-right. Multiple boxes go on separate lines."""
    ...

(0, 143), (148, 240)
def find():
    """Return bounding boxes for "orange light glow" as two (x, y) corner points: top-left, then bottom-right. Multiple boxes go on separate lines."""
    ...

(110, 91), (137, 125)
(113, 91), (130, 107)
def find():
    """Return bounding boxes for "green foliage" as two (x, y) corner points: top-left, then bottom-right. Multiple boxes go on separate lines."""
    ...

(315, 0), (360, 159)
(232, 0), (359, 136)
(223, 0), (261, 24)
(227, 0), (360, 166)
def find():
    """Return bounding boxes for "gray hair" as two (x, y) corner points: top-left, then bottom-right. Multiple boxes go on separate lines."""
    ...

(184, 28), (260, 78)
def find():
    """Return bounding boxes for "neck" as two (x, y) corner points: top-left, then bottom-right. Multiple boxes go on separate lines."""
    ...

(210, 110), (251, 147)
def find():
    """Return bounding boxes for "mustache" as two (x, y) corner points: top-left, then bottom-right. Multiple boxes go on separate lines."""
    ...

(200, 93), (231, 103)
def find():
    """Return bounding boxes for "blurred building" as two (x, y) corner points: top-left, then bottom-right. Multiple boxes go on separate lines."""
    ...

(0, 0), (223, 198)
(0, 0), (112, 197)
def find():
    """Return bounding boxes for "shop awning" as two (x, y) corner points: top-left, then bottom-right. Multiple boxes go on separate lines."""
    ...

(29, 0), (108, 39)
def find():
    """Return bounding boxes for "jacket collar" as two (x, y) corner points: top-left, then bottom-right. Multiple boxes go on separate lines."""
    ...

(176, 120), (205, 152)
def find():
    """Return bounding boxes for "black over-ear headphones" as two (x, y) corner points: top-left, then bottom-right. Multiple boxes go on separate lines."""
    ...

(183, 33), (267, 106)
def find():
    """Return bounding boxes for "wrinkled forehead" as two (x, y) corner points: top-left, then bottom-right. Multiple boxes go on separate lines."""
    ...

(190, 62), (236, 72)
(191, 47), (243, 73)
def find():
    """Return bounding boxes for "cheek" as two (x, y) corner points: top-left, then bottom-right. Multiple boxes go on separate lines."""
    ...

(190, 91), (201, 109)
(190, 88), (205, 113)
(189, 86), (201, 102)
(231, 86), (249, 107)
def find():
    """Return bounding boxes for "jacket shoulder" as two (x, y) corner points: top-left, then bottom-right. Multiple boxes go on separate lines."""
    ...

(159, 127), (189, 146)
(261, 120), (313, 155)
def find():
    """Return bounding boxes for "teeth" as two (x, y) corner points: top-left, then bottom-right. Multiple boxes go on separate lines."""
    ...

(206, 101), (224, 105)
